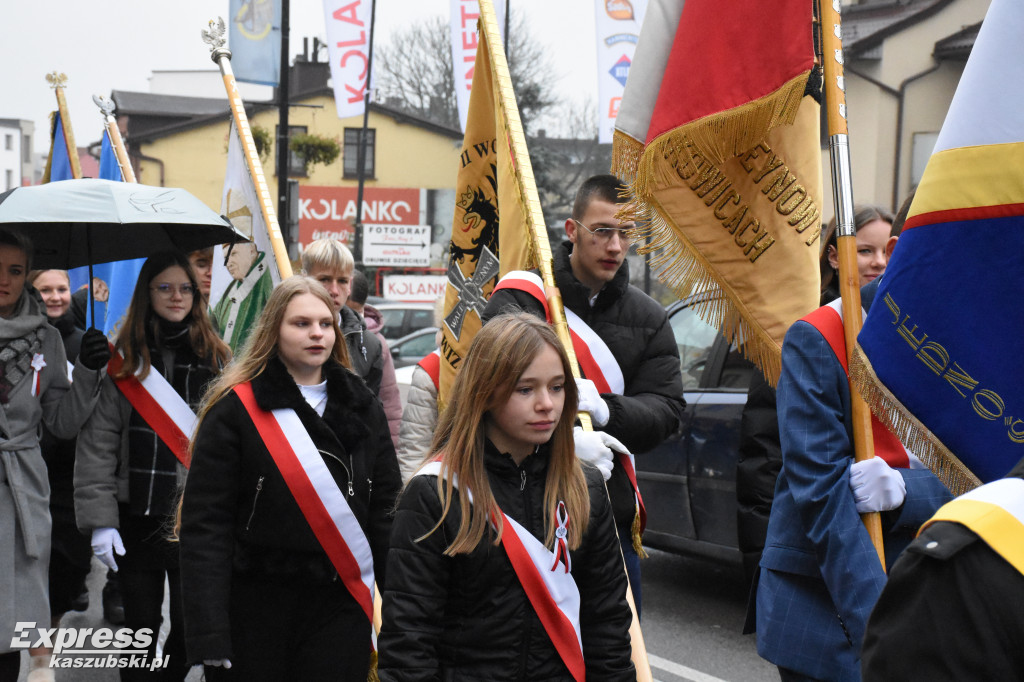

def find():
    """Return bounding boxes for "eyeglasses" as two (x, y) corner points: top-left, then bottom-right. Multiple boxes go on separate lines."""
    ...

(571, 218), (632, 243)
(150, 283), (196, 298)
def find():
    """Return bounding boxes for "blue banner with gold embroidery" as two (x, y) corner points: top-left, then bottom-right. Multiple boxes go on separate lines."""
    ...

(229, 0), (281, 86)
(851, 0), (1024, 494)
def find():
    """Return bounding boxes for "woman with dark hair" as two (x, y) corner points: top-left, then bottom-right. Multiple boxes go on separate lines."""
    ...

(75, 250), (229, 680)
(818, 205), (895, 304)
(0, 232), (108, 682)
(179, 276), (400, 680)
(379, 312), (634, 681)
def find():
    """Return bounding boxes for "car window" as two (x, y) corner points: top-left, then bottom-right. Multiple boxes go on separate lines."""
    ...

(670, 304), (719, 391)
(718, 343), (755, 389)
(397, 331), (437, 358)
(409, 309), (435, 331)
(379, 308), (405, 338)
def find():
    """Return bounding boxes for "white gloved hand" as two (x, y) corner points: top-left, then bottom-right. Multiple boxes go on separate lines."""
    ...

(849, 457), (906, 513)
(575, 379), (610, 427)
(91, 527), (125, 572)
(203, 659), (233, 669)
(573, 426), (630, 481)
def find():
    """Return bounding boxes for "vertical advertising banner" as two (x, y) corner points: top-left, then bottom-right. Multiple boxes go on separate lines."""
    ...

(229, 0), (282, 86)
(324, 0), (374, 119)
(449, 0), (505, 132)
(595, 0), (648, 144)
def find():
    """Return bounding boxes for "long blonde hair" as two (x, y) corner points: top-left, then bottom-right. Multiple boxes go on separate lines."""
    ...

(194, 275), (350, 424)
(427, 312), (590, 555)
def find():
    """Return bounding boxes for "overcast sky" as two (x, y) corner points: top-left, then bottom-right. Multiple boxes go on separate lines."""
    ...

(3, 0), (597, 155)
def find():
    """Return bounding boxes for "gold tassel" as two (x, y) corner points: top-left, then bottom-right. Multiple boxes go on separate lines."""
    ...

(850, 345), (981, 496)
(611, 130), (646, 184)
(631, 506), (647, 559)
(367, 650), (380, 682)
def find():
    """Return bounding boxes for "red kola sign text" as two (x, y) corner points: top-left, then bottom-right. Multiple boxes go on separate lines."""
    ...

(298, 186), (420, 249)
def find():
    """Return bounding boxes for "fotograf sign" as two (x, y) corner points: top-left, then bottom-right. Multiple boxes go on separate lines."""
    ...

(363, 224), (431, 267)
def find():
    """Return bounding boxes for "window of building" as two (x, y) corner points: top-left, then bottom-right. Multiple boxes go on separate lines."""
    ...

(5, 170), (13, 191)
(22, 135), (30, 163)
(275, 125), (308, 177)
(343, 128), (376, 179)
(4, 135), (11, 151)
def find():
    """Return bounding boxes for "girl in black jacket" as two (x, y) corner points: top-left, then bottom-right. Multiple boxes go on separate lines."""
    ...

(179, 276), (400, 681)
(378, 312), (634, 681)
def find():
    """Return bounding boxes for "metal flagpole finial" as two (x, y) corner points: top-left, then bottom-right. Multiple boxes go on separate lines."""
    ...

(92, 94), (116, 118)
(46, 72), (68, 89)
(202, 17), (231, 62)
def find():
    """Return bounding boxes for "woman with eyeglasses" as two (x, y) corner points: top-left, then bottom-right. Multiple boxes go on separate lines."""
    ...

(75, 251), (230, 681)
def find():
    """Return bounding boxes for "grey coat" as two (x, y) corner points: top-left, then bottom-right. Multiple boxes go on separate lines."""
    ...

(0, 289), (103, 653)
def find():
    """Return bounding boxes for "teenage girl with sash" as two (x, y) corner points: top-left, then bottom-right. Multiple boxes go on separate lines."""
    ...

(75, 251), (229, 680)
(379, 312), (634, 681)
(178, 276), (401, 680)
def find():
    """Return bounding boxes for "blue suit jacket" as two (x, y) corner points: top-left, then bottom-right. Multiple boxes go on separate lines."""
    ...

(755, 280), (952, 681)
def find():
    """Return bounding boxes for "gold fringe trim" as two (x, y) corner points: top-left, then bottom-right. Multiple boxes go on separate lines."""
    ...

(631, 506), (647, 559)
(646, 71), (809, 167)
(367, 650), (379, 682)
(622, 191), (783, 385)
(611, 130), (645, 184)
(850, 345), (982, 496)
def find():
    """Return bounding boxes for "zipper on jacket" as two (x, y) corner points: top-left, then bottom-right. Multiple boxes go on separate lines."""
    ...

(319, 449), (355, 496)
(245, 476), (265, 531)
(520, 470), (526, 491)
(367, 477), (373, 504)
(517, 462), (533, 681)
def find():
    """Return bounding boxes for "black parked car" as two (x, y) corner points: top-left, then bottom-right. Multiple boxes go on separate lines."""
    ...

(636, 292), (754, 565)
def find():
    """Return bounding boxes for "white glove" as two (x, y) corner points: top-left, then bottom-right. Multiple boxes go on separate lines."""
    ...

(91, 527), (125, 572)
(573, 426), (630, 481)
(849, 457), (906, 513)
(203, 660), (233, 669)
(576, 379), (610, 427)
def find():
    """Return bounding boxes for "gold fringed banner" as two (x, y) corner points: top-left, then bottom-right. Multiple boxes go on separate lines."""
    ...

(611, 129), (646, 184)
(850, 346), (982, 496)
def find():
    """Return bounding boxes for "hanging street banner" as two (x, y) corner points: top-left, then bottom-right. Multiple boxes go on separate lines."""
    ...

(362, 223), (431, 267)
(449, 0), (505, 132)
(229, 0), (282, 86)
(595, 0), (648, 144)
(297, 186), (423, 250)
(324, 0), (374, 118)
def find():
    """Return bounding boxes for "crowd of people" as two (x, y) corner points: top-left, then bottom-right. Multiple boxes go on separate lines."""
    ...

(0, 172), (1016, 682)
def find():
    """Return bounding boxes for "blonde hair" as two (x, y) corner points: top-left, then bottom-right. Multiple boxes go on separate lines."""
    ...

(425, 312), (590, 555)
(194, 275), (351, 424)
(301, 239), (354, 276)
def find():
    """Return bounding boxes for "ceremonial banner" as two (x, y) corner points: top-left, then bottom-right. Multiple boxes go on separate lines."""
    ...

(595, 0), (648, 145)
(42, 111), (75, 183)
(211, 123), (282, 354)
(68, 131), (145, 337)
(438, 0), (537, 405)
(851, 0), (1024, 494)
(625, 0), (820, 383)
(449, 0), (505, 132)
(324, 0), (374, 119)
(609, 0), (683, 180)
(229, 0), (282, 86)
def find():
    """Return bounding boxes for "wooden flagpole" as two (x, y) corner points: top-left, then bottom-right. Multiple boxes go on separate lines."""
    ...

(477, 1), (652, 677)
(202, 18), (294, 279)
(817, 0), (885, 567)
(93, 95), (137, 183)
(46, 72), (82, 179)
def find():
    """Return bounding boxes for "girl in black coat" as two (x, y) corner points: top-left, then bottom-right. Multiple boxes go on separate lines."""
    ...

(179, 276), (401, 681)
(378, 312), (634, 681)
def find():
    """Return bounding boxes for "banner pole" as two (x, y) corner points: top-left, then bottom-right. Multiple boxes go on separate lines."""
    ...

(203, 18), (294, 279)
(477, 1), (652, 678)
(818, 0), (885, 568)
(46, 72), (82, 179)
(93, 95), (137, 183)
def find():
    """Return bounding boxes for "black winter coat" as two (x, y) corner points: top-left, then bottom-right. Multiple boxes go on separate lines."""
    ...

(179, 356), (401, 663)
(483, 241), (685, 530)
(378, 441), (635, 681)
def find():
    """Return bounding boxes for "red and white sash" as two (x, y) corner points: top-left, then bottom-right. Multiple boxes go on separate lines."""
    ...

(493, 271), (646, 531)
(417, 460), (585, 681)
(233, 382), (376, 633)
(418, 349), (441, 391)
(108, 348), (196, 468)
(802, 300), (910, 468)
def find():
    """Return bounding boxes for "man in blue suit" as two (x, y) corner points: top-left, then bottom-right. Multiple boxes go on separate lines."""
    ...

(753, 276), (952, 681)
